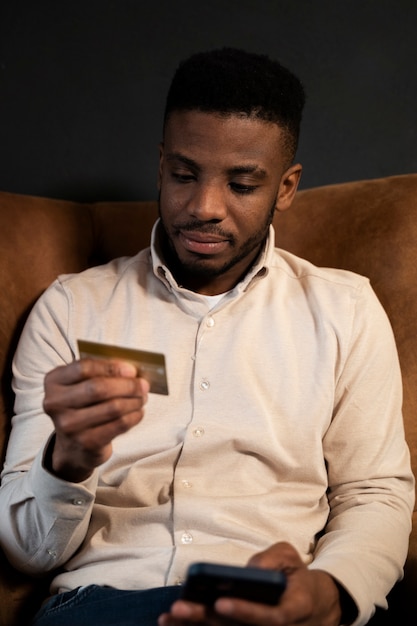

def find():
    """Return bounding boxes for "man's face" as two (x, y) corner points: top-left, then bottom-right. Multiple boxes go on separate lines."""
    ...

(158, 110), (300, 294)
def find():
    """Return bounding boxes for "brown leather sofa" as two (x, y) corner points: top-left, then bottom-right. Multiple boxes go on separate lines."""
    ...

(0, 174), (416, 625)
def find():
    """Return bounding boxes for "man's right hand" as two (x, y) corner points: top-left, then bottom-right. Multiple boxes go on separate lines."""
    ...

(43, 358), (150, 482)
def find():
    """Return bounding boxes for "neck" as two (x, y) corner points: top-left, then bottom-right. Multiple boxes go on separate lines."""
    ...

(163, 241), (264, 296)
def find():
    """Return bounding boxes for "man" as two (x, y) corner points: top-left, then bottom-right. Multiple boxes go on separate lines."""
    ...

(0, 48), (414, 626)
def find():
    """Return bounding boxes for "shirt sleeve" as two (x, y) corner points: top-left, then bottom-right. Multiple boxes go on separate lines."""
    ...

(309, 280), (415, 625)
(0, 279), (98, 574)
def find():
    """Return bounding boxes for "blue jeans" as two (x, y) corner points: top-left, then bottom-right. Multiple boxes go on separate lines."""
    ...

(31, 585), (182, 626)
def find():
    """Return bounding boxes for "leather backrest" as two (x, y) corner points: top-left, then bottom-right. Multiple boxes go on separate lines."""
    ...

(1, 175), (416, 509)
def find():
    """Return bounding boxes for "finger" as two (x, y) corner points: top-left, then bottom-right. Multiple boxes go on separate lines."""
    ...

(55, 395), (147, 435)
(45, 358), (139, 387)
(66, 375), (147, 409)
(219, 569), (313, 626)
(166, 599), (207, 622)
(44, 372), (148, 416)
(247, 541), (304, 571)
(215, 596), (296, 626)
(50, 399), (148, 476)
(157, 613), (184, 626)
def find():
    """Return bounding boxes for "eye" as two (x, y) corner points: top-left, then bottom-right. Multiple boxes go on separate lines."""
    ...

(230, 182), (257, 194)
(171, 172), (196, 184)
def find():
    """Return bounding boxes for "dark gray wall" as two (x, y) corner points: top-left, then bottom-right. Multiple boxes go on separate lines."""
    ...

(1, 0), (416, 201)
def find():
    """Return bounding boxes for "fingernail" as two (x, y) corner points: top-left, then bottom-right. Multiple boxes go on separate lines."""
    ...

(119, 362), (137, 377)
(216, 598), (234, 614)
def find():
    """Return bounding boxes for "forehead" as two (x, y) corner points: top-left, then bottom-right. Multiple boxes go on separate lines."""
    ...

(163, 110), (284, 167)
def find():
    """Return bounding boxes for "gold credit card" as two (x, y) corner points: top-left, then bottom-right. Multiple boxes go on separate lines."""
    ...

(77, 339), (169, 395)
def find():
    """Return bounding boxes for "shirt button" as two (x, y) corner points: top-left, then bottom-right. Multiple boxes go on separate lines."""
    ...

(181, 479), (192, 489)
(181, 532), (193, 544)
(47, 549), (57, 559)
(175, 577), (184, 586)
(200, 379), (210, 391)
(193, 427), (205, 437)
(206, 316), (215, 327)
(73, 498), (85, 506)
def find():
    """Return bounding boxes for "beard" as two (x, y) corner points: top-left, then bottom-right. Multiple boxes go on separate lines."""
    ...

(157, 196), (277, 282)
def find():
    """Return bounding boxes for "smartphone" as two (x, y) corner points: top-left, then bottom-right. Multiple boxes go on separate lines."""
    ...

(181, 562), (286, 606)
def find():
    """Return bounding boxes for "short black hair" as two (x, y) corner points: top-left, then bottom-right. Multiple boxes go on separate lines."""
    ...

(163, 47), (306, 164)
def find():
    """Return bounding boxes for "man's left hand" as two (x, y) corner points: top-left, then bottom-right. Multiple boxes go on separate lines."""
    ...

(158, 542), (344, 626)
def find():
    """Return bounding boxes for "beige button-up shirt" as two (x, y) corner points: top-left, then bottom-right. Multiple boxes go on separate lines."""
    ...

(0, 223), (414, 626)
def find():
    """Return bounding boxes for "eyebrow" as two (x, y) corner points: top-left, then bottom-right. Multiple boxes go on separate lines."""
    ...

(228, 165), (267, 178)
(166, 153), (199, 170)
(165, 152), (268, 178)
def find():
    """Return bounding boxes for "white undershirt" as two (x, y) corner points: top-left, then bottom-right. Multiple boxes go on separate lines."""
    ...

(200, 292), (228, 309)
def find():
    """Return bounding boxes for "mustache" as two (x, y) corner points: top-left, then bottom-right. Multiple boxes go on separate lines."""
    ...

(173, 220), (233, 239)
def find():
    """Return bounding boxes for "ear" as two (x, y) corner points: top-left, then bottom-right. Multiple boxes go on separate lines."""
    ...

(157, 142), (164, 191)
(275, 163), (302, 213)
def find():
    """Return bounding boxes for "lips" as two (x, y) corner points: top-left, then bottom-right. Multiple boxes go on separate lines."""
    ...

(178, 229), (230, 255)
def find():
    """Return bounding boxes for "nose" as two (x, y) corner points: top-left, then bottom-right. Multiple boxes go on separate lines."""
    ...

(188, 183), (227, 221)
